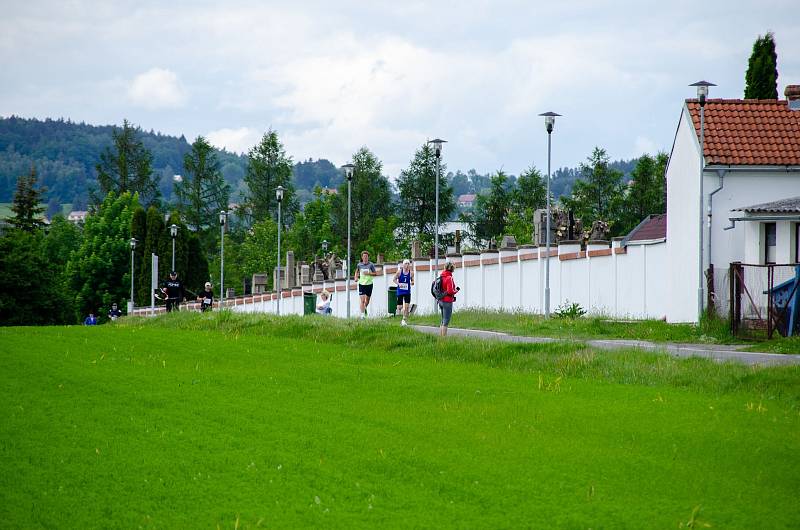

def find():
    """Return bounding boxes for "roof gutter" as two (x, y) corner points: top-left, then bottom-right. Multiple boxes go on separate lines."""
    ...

(705, 165), (800, 173)
(625, 237), (666, 246)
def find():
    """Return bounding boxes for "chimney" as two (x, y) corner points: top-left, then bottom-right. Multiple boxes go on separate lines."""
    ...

(786, 85), (800, 110)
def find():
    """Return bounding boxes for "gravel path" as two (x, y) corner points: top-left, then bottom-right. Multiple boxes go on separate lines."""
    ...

(409, 325), (800, 367)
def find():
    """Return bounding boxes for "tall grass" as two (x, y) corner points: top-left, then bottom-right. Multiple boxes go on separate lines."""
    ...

(2, 313), (799, 528)
(123, 311), (800, 406)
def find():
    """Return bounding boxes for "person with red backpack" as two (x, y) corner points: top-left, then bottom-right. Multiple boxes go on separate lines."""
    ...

(435, 261), (460, 336)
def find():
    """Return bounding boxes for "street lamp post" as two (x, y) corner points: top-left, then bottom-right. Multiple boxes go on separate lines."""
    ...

(219, 210), (227, 307)
(129, 237), (137, 313)
(276, 185), (285, 316)
(341, 164), (355, 318)
(539, 112), (561, 318)
(690, 80), (715, 323)
(428, 139), (447, 276)
(169, 224), (178, 271)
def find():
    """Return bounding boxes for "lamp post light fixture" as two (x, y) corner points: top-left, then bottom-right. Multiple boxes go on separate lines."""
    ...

(427, 139), (447, 277)
(322, 239), (329, 254)
(539, 111), (561, 318)
(169, 224), (178, 271)
(276, 185), (285, 316)
(690, 80), (715, 323)
(341, 163), (355, 318)
(219, 210), (228, 307)
(129, 237), (137, 314)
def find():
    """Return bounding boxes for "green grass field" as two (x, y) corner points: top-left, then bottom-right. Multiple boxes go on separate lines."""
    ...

(2, 312), (799, 528)
(0, 202), (72, 219)
(414, 309), (800, 354)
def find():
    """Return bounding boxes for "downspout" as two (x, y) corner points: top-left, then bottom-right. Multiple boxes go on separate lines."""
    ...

(707, 169), (726, 267)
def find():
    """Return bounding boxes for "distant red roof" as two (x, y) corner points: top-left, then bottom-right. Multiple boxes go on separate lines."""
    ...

(625, 214), (667, 243)
(686, 99), (800, 166)
(458, 194), (476, 203)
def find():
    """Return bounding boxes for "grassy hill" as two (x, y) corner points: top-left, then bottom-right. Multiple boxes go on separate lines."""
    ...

(1, 313), (798, 528)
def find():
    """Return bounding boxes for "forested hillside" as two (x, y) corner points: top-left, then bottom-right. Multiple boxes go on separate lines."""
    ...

(0, 116), (247, 206)
(1, 116), (637, 210)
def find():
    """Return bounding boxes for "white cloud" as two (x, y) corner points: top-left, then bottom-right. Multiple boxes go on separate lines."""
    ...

(206, 127), (260, 154)
(3, 1), (799, 174)
(128, 68), (187, 110)
(633, 136), (658, 158)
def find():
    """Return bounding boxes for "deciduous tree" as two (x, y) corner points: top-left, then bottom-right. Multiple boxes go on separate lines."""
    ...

(464, 170), (513, 247)
(618, 153), (668, 234)
(66, 192), (139, 321)
(330, 147), (394, 263)
(561, 147), (625, 236)
(396, 143), (455, 241)
(286, 187), (336, 262)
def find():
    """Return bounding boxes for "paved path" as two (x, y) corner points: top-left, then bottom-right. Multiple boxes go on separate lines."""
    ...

(409, 325), (800, 367)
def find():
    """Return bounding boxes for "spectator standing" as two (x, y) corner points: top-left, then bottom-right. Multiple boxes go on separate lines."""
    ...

(316, 290), (332, 315)
(438, 261), (460, 337)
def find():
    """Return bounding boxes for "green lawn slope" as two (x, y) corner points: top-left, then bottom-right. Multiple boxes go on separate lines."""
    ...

(1, 313), (798, 528)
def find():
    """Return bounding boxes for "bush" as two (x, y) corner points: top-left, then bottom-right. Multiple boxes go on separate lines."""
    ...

(554, 300), (586, 319)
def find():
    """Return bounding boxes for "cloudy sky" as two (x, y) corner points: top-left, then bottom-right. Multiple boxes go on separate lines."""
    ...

(2, 0), (798, 178)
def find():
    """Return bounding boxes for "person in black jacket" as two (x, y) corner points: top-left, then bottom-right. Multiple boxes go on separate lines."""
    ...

(162, 271), (184, 312)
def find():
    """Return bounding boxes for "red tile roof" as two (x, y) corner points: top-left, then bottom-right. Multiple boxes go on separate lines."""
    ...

(686, 99), (800, 166)
(625, 214), (667, 243)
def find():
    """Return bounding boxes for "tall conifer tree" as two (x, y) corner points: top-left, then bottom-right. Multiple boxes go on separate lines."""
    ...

(94, 120), (160, 207)
(745, 32), (779, 99)
(7, 165), (46, 232)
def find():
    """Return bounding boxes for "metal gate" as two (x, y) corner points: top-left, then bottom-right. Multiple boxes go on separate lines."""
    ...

(729, 262), (800, 339)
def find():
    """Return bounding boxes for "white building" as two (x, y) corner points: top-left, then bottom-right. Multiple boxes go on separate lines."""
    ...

(67, 210), (88, 223)
(665, 85), (800, 322)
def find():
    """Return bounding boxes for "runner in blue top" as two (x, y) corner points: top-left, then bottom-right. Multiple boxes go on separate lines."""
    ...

(393, 259), (415, 326)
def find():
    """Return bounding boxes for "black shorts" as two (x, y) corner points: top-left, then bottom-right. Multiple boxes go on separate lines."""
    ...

(397, 293), (411, 305)
(358, 284), (373, 297)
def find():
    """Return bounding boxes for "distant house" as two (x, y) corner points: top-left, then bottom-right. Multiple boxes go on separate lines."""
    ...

(665, 85), (800, 322)
(67, 210), (87, 223)
(457, 194), (476, 208)
(321, 187), (338, 195)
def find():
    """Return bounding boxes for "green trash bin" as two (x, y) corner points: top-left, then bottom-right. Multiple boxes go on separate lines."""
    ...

(387, 285), (398, 316)
(303, 292), (316, 315)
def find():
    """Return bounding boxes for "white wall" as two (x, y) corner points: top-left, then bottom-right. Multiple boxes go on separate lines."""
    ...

(129, 242), (663, 320)
(666, 106), (703, 323)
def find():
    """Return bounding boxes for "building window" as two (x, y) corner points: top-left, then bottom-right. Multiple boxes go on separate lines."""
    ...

(764, 222), (777, 264)
(796, 223), (800, 263)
